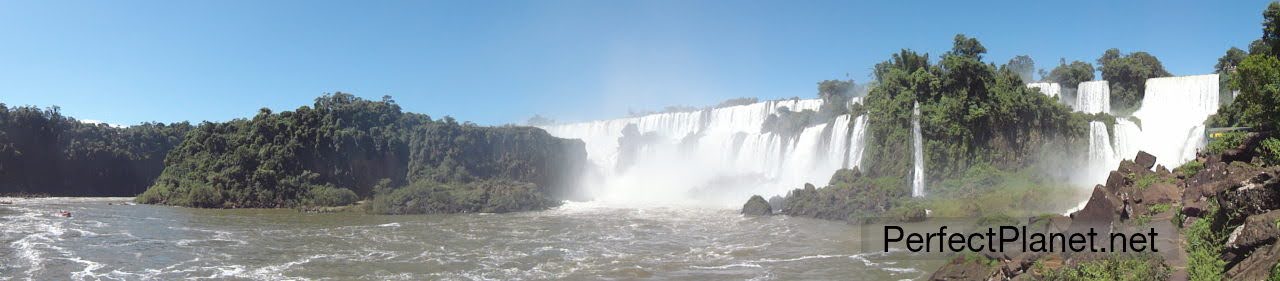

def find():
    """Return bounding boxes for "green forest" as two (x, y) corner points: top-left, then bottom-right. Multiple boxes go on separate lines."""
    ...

(135, 93), (586, 213)
(0, 104), (191, 196)
(0, 93), (586, 214)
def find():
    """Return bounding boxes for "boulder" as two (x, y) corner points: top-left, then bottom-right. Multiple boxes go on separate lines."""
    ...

(767, 195), (786, 213)
(1070, 186), (1121, 235)
(1181, 201), (1210, 218)
(1140, 182), (1179, 205)
(741, 195), (773, 216)
(1134, 151), (1157, 170)
(1156, 164), (1171, 177)
(1223, 210), (1280, 267)
(1216, 172), (1280, 226)
(1105, 171), (1128, 193)
(1186, 162), (1230, 192)
(1117, 160), (1141, 176)
(1226, 240), (1280, 281)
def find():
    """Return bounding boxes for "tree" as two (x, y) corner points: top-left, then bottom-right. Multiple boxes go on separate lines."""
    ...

(1046, 58), (1096, 88)
(1097, 48), (1172, 111)
(136, 93), (587, 210)
(1231, 54), (1280, 127)
(817, 79), (855, 116)
(1007, 55), (1036, 83)
(950, 34), (987, 60)
(1264, 2), (1280, 56)
(1216, 47), (1247, 74)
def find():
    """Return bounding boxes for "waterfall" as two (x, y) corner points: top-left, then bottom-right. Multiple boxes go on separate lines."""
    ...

(1027, 82), (1062, 98)
(1123, 74), (1220, 168)
(1074, 81), (1111, 114)
(911, 102), (926, 197)
(541, 98), (869, 206)
(1079, 74), (1220, 184)
(1087, 121), (1114, 167)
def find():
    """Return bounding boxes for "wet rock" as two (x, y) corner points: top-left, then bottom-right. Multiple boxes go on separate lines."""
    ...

(766, 195), (785, 213)
(741, 195), (772, 216)
(1135, 151), (1157, 170)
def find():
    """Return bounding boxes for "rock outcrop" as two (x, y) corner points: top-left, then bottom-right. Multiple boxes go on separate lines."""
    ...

(742, 195), (773, 216)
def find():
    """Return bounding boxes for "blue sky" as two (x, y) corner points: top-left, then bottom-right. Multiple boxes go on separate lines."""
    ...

(0, 0), (1271, 125)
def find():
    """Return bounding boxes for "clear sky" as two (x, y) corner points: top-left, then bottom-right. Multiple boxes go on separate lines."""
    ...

(0, 0), (1272, 126)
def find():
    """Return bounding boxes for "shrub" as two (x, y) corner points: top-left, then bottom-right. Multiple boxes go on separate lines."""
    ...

(135, 184), (172, 204)
(1206, 131), (1247, 154)
(1176, 160), (1205, 178)
(1148, 203), (1172, 214)
(1261, 137), (1280, 165)
(1035, 254), (1168, 281)
(367, 179), (556, 215)
(1186, 205), (1226, 281)
(186, 184), (224, 208)
(305, 185), (358, 207)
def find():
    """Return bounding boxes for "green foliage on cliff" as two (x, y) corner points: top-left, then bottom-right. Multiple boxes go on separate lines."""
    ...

(1007, 55), (1036, 83)
(779, 169), (912, 222)
(1046, 59), (1096, 88)
(137, 93), (585, 210)
(1211, 2), (1280, 129)
(366, 179), (558, 214)
(1097, 48), (1172, 112)
(0, 103), (192, 196)
(858, 34), (1086, 182)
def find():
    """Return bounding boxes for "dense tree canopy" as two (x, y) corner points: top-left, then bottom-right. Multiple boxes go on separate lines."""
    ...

(136, 93), (586, 210)
(0, 103), (191, 196)
(1211, 2), (1280, 129)
(1007, 55), (1036, 83)
(1264, 2), (1280, 56)
(860, 34), (1086, 182)
(1045, 59), (1096, 89)
(1097, 48), (1172, 111)
(1217, 47), (1248, 75)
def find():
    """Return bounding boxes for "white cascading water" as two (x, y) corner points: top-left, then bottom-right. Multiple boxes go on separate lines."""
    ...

(1074, 81), (1111, 114)
(541, 98), (869, 207)
(1072, 74), (1220, 185)
(1111, 74), (1220, 168)
(1027, 82), (1062, 98)
(911, 101), (926, 197)
(1087, 121), (1114, 166)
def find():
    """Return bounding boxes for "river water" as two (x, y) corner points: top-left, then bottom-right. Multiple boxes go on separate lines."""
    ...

(0, 197), (939, 280)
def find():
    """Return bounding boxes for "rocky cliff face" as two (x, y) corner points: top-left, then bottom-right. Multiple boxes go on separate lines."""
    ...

(929, 131), (1280, 280)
